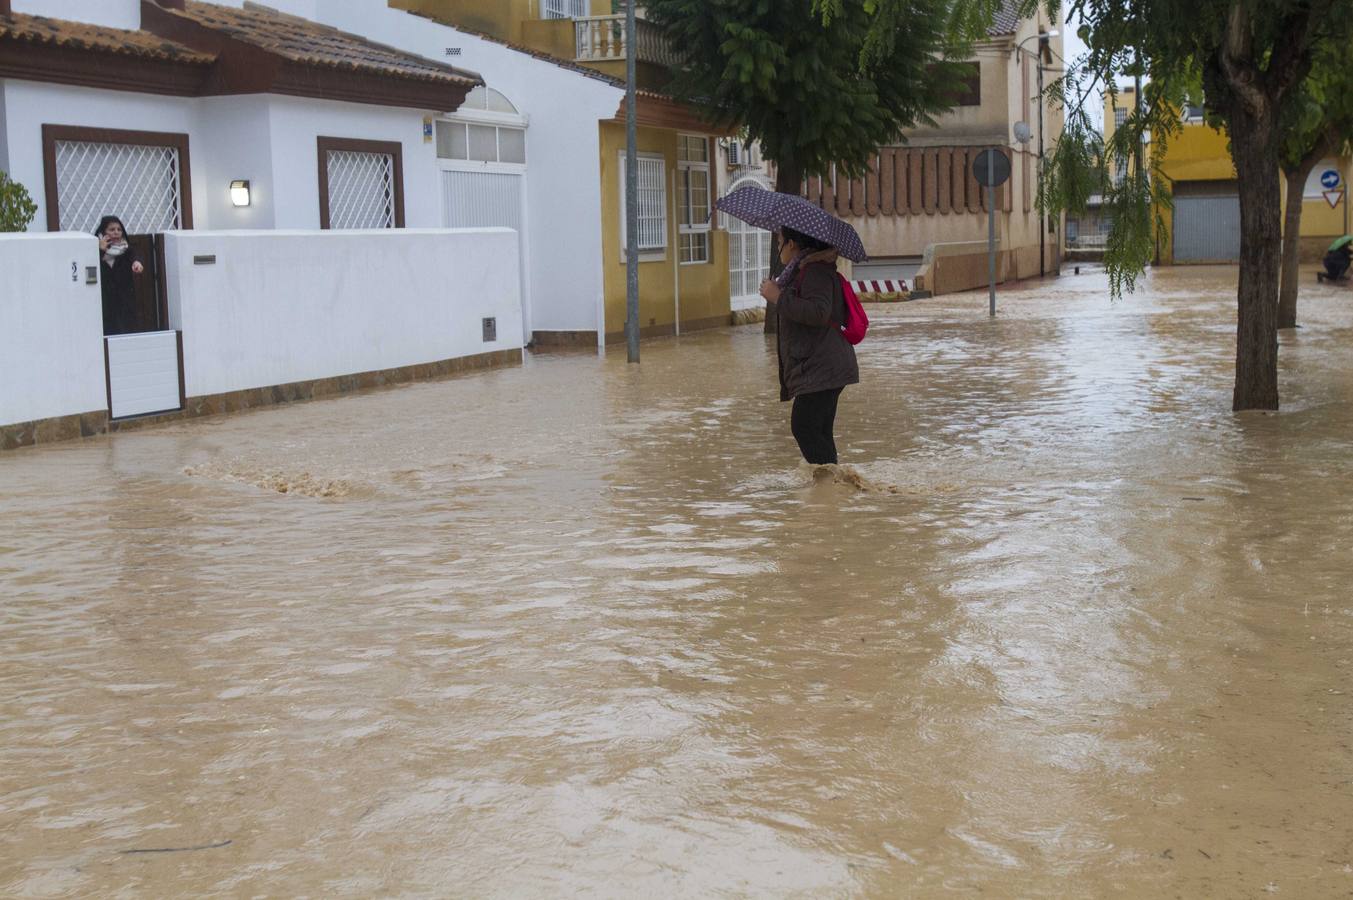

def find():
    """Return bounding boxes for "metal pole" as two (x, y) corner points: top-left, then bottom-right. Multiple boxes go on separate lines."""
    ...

(624, 0), (639, 363)
(988, 160), (997, 317)
(1037, 42), (1045, 278)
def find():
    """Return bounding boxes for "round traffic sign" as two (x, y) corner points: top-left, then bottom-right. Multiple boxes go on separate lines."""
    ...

(1320, 169), (1341, 190)
(973, 149), (1011, 187)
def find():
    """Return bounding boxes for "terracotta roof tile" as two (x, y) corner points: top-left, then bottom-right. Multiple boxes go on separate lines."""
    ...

(0, 10), (215, 64)
(153, 1), (480, 86)
(987, 0), (1023, 37)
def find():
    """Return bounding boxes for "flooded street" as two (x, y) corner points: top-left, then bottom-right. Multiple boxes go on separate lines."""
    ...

(2, 266), (1352, 897)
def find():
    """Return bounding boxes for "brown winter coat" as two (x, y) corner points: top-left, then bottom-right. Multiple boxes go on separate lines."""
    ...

(775, 250), (860, 401)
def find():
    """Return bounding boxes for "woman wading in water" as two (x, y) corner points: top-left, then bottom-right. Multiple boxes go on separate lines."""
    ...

(759, 226), (859, 465)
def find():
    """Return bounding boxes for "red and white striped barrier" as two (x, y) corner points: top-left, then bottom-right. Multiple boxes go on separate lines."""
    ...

(852, 279), (908, 296)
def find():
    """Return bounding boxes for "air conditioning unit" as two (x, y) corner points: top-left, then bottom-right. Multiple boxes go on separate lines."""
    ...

(727, 140), (742, 166)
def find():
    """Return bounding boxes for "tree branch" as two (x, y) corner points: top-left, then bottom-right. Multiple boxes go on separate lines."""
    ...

(1218, 4), (1265, 116)
(1265, 0), (1333, 98)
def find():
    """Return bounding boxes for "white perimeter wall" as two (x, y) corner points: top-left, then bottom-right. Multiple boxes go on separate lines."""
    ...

(0, 233), (107, 426)
(162, 228), (522, 398)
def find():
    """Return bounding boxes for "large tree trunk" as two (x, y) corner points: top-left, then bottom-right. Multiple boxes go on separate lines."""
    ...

(1228, 104), (1282, 411)
(1277, 167), (1308, 330)
(763, 162), (804, 335)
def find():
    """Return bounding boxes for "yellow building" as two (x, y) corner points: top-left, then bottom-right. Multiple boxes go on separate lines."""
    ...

(392, 0), (732, 344)
(1142, 94), (1352, 264)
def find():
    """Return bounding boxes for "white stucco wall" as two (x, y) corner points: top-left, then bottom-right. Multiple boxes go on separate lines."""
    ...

(273, 0), (624, 335)
(0, 233), (107, 426)
(199, 96), (276, 230)
(0, 81), (206, 232)
(12, 0), (140, 29)
(162, 228), (523, 398)
(0, 81), (440, 234)
(263, 96), (439, 230)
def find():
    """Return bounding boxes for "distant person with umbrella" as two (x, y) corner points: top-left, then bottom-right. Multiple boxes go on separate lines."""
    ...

(716, 186), (866, 466)
(1318, 235), (1352, 283)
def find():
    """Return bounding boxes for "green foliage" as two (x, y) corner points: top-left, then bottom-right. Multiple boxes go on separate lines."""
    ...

(1278, 17), (1353, 174)
(0, 170), (37, 232)
(1017, 0), (1343, 297)
(644, 0), (973, 183)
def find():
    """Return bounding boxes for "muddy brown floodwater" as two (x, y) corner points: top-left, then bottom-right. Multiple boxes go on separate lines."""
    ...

(2, 266), (1352, 897)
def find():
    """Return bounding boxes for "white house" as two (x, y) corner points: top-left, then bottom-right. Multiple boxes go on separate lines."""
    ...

(0, 0), (531, 449)
(228, 0), (628, 346)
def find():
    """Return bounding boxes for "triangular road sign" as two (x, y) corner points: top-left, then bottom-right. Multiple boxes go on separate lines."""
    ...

(1323, 189), (1344, 209)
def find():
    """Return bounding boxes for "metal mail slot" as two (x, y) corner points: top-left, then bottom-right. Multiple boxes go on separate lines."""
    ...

(193, 254), (217, 265)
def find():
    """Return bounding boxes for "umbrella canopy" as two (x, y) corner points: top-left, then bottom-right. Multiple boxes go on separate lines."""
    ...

(714, 185), (868, 262)
(1329, 235), (1353, 252)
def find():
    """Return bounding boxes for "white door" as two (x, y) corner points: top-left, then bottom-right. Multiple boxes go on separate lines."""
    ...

(441, 169), (528, 341)
(105, 331), (182, 419)
(726, 212), (772, 312)
(724, 175), (773, 311)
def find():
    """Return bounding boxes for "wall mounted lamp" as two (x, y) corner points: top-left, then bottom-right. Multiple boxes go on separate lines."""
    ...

(230, 180), (251, 207)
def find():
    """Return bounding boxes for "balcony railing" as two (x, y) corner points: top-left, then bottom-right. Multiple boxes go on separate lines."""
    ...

(574, 15), (679, 67)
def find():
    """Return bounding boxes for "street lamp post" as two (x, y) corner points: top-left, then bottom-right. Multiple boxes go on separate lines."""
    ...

(1017, 29), (1058, 278)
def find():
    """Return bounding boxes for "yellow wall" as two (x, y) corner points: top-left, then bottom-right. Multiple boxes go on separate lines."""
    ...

(1158, 122), (1236, 183)
(1150, 115), (1352, 262)
(1291, 160), (1352, 240)
(598, 122), (730, 340)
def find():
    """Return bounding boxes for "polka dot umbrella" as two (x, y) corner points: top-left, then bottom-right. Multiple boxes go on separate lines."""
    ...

(713, 185), (869, 262)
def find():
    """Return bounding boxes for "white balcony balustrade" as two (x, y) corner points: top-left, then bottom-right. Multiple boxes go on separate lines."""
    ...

(574, 15), (678, 67)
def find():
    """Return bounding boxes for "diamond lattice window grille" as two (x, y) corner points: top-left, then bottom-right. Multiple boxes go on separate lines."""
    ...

(55, 141), (182, 234)
(326, 150), (395, 229)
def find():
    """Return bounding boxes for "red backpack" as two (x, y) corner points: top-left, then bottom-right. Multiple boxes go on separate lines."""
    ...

(795, 267), (869, 345)
(837, 275), (868, 345)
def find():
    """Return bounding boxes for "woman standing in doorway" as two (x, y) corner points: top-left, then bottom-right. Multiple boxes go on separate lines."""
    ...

(95, 215), (143, 335)
(759, 226), (859, 465)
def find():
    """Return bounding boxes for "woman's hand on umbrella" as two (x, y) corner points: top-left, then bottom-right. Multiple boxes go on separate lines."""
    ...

(760, 279), (781, 304)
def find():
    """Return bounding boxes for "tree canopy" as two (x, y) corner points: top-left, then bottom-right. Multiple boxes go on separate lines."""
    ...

(645, 0), (975, 190)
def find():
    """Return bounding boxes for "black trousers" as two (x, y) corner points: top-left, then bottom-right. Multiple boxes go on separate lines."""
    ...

(791, 387), (844, 465)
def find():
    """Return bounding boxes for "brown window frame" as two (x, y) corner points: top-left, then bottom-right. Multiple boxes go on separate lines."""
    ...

(316, 136), (406, 230)
(41, 124), (194, 232)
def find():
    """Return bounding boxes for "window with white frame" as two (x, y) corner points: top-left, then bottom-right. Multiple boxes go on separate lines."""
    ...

(436, 122), (526, 164)
(618, 152), (667, 256)
(677, 134), (710, 263)
(436, 85), (527, 166)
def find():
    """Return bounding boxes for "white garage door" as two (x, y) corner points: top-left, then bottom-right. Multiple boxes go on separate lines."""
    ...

(441, 169), (527, 340)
